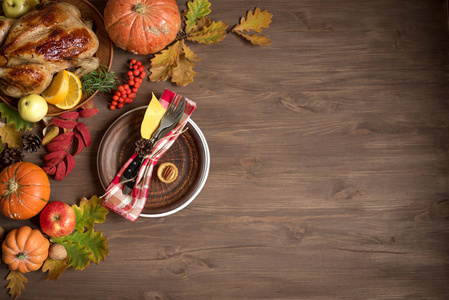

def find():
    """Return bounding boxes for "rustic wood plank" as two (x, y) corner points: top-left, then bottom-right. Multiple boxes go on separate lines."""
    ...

(1, 0), (449, 299)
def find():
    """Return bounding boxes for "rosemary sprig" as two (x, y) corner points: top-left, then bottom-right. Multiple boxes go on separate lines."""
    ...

(81, 65), (118, 95)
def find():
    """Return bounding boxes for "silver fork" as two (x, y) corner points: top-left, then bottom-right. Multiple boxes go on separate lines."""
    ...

(121, 95), (186, 195)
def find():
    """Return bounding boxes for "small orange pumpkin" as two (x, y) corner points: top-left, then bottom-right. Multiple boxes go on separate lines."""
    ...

(104, 0), (181, 55)
(2, 226), (50, 273)
(0, 162), (51, 220)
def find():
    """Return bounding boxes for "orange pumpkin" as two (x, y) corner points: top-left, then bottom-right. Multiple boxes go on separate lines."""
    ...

(104, 0), (181, 55)
(2, 226), (50, 273)
(0, 162), (50, 220)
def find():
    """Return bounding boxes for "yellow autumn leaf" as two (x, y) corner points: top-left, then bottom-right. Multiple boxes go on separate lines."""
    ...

(234, 32), (272, 46)
(151, 41), (182, 67)
(42, 257), (70, 281)
(171, 54), (196, 86)
(233, 7), (273, 33)
(184, 0), (211, 34)
(0, 123), (22, 148)
(6, 269), (28, 299)
(187, 20), (228, 45)
(182, 41), (200, 62)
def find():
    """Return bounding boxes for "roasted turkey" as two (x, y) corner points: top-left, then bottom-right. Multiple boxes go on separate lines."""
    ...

(0, 1), (99, 98)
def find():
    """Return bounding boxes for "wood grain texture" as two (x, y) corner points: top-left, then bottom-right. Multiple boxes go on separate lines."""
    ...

(1, 0), (449, 299)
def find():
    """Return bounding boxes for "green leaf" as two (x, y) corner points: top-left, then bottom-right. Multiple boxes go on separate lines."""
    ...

(233, 31), (272, 46)
(50, 239), (91, 271)
(6, 269), (28, 299)
(52, 229), (109, 266)
(42, 257), (70, 281)
(72, 195), (109, 232)
(187, 20), (228, 45)
(185, 0), (211, 34)
(0, 123), (22, 148)
(0, 103), (34, 131)
(233, 7), (273, 33)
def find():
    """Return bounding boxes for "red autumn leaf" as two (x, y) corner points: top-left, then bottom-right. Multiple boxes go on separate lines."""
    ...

(73, 133), (84, 156)
(80, 100), (95, 110)
(79, 108), (99, 118)
(52, 118), (77, 130)
(76, 123), (91, 147)
(55, 161), (67, 181)
(43, 164), (57, 176)
(51, 131), (75, 143)
(46, 139), (71, 152)
(65, 153), (76, 176)
(59, 111), (79, 120)
(43, 150), (66, 163)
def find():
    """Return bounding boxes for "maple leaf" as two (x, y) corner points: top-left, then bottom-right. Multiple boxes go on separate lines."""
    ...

(232, 7), (273, 46)
(185, 0), (211, 34)
(72, 195), (109, 232)
(0, 123), (22, 148)
(50, 239), (91, 271)
(42, 257), (70, 281)
(187, 20), (228, 45)
(233, 32), (272, 46)
(6, 269), (28, 299)
(233, 7), (272, 33)
(0, 103), (33, 131)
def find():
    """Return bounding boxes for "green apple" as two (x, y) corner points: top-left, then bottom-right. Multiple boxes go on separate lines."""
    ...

(18, 94), (48, 122)
(2, 0), (37, 19)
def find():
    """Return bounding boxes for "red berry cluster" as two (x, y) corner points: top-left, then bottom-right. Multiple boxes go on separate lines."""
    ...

(109, 59), (146, 110)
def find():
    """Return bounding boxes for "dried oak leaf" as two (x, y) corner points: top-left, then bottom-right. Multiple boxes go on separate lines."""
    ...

(0, 123), (22, 148)
(149, 40), (199, 86)
(187, 19), (228, 45)
(0, 103), (33, 131)
(6, 269), (28, 299)
(171, 53), (196, 86)
(42, 257), (70, 281)
(184, 0), (211, 34)
(233, 7), (273, 46)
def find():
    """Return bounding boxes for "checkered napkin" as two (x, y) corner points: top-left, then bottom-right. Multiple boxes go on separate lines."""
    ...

(102, 89), (196, 221)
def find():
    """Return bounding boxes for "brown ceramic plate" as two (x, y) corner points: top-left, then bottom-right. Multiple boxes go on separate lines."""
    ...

(0, 0), (113, 116)
(97, 106), (210, 217)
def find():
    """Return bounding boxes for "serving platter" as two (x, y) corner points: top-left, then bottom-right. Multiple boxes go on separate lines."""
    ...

(0, 0), (113, 116)
(97, 106), (210, 218)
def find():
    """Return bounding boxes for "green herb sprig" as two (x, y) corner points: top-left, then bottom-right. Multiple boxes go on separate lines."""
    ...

(81, 65), (118, 95)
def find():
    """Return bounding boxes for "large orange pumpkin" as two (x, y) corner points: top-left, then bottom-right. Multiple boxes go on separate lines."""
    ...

(2, 226), (50, 273)
(0, 162), (50, 220)
(104, 0), (181, 55)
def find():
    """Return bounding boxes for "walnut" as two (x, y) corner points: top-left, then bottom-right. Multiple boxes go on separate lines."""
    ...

(49, 244), (67, 261)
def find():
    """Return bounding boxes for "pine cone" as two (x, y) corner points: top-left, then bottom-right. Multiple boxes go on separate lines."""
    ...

(22, 134), (42, 153)
(135, 138), (154, 157)
(0, 147), (24, 166)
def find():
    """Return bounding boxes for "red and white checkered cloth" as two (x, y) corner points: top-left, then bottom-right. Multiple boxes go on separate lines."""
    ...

(102, 89), (196, 221)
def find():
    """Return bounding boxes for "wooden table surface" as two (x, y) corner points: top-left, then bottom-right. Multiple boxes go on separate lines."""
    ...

(1, 0), (449, 299)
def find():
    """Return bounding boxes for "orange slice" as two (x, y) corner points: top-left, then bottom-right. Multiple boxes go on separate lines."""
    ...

(41, 70), (69, 105)
(55, 71), (82, 110)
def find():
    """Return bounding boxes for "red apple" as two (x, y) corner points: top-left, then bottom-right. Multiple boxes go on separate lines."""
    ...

(39, 201), (76, 237)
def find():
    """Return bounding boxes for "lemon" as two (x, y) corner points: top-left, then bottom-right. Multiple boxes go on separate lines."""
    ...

(55, 71), (82, 110)
(41, 70), (69, 105)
